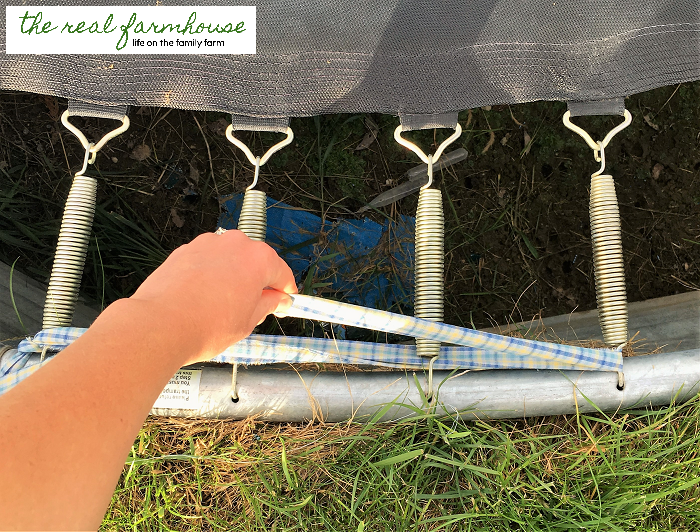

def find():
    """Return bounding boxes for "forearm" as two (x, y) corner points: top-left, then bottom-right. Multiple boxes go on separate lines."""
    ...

(0, 230), (296, 530)
(0, 298), (197, 530)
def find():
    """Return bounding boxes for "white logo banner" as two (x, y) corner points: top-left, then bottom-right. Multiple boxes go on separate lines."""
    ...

(6, 6), (256, 54)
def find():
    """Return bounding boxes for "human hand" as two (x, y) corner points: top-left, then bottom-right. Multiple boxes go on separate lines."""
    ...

(128, 230), (296, 363)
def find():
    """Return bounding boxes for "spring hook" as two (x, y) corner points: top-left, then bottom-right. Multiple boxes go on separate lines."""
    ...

(225, 126), (294, 242)
(226, 126), (294, 168)
(426, 355), (438, 403)
(617, 371), (625, 390)
(225, 126), (294, 399)
(43, 112), (129, 329)
(237, 158), (267, 242)
(231, 362), (239, 403)
(225, 126), (294, 243)
(563, 111), (632, 347)
(394, 124), (462, 401)
(562, 110), (632, 163)
(61, 110), (131, 166)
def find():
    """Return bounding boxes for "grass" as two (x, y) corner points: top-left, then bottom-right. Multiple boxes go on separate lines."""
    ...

(8, 257), (27, 334)
(0, 88), (698, 529)
(102, 397), (700, 531)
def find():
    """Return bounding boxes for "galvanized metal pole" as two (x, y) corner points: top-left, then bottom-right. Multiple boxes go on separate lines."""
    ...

(150, 349), (700, 422)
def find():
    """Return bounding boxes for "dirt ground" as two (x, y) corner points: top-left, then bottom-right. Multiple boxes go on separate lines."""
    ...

(0, 82), (698, 331)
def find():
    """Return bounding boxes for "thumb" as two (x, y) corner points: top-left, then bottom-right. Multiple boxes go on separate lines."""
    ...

(253, 289), (292, 325)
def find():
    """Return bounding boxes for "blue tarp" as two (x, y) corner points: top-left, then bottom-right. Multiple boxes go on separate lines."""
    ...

(218, 195), (415, 312)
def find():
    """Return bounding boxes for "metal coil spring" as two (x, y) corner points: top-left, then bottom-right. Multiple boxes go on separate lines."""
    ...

(414, 187), (444, 359)
(237, 189), (267, 242)
(590, 174), (628, 346)
(232, 188), (268, 401)
(43, 175), (98, 328)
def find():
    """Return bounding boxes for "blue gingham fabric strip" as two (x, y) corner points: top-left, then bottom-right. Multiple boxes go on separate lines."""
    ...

(212, 335), (613, 371)
(15, 329), (614, 372)
(4, 294), (622, 396)
(17, 327), (84, 354)
(284, 294), (622, 371)
(0, 349), (48, 396)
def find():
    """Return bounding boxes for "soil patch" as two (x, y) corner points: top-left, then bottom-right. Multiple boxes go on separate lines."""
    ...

(0, 84), (698, 332)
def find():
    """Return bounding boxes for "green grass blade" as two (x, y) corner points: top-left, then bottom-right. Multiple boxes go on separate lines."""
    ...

(373, 449), (423, 468)
(9, 258), (27, 334)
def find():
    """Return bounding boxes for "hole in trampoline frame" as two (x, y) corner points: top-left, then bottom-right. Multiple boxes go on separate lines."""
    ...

(231, 396), (240, 404)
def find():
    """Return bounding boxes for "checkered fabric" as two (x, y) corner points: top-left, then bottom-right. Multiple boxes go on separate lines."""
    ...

(2, 329), (84, 396)
(284, 295), (622, 371)
(17, 327), (83, 354)
(213, 335), (617, 371)
(2, 295), (622, 396)
(0, 348), (48, 396)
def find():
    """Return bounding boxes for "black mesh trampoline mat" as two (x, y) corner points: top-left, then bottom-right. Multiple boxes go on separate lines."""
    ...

(1, 1), (699, 117)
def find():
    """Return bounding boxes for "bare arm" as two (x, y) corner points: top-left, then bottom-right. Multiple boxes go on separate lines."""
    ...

(0, 230), (296, 530)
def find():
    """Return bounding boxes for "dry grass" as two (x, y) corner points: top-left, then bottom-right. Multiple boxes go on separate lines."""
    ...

(103, 396), (700, 531)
